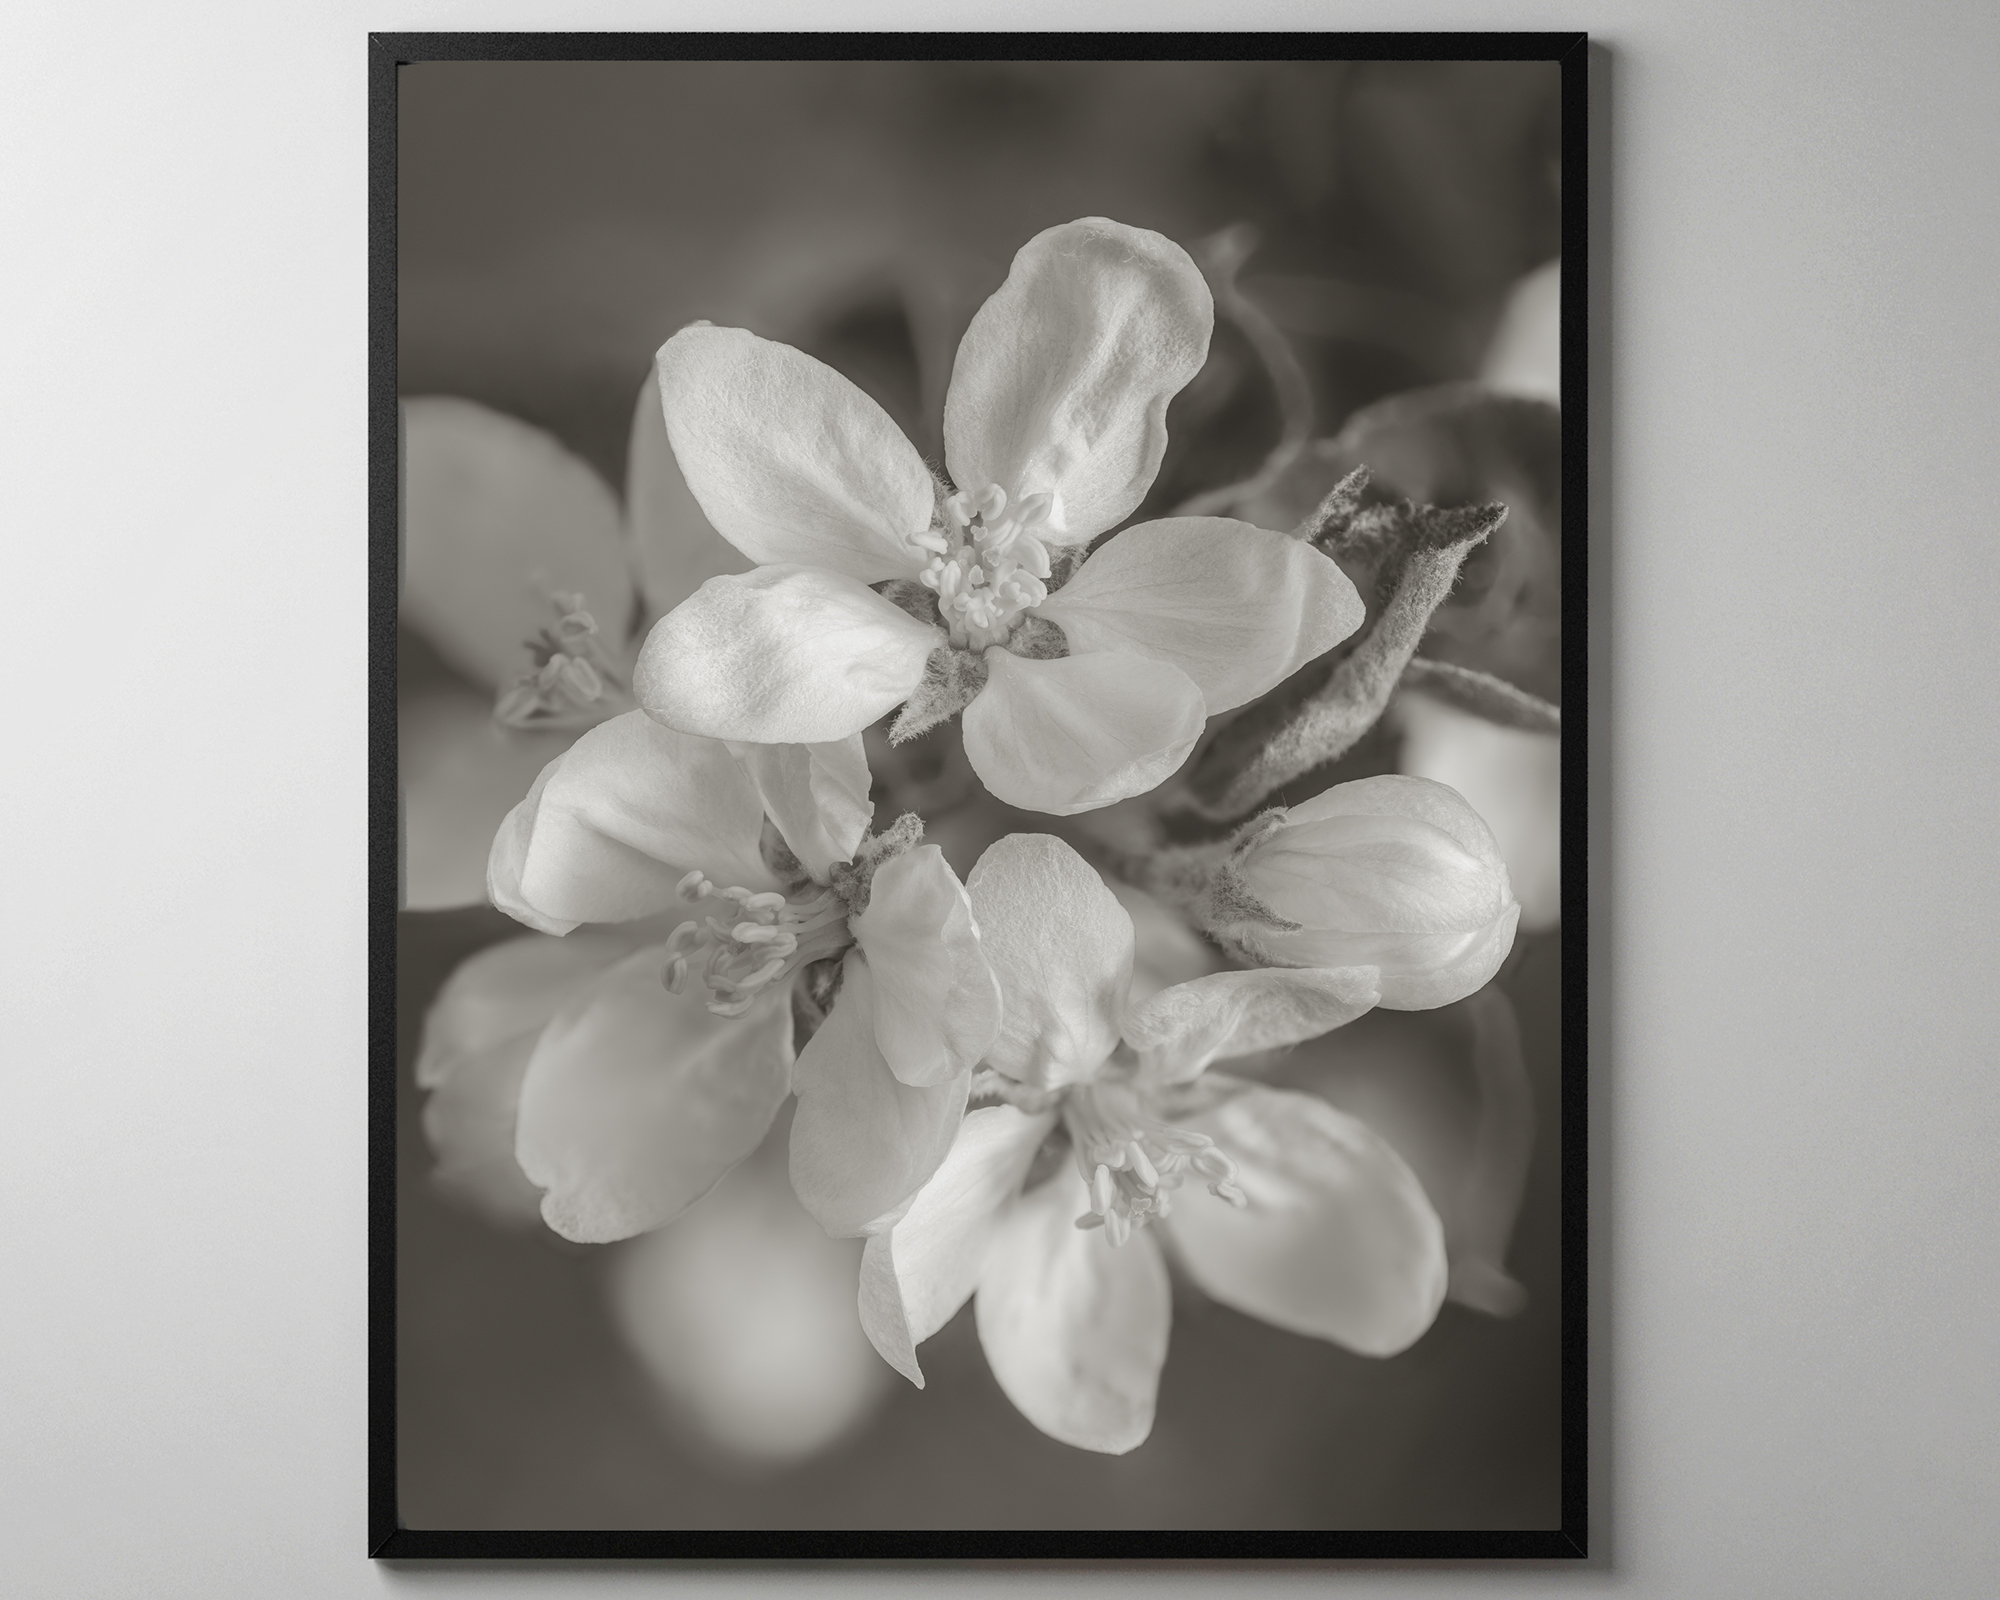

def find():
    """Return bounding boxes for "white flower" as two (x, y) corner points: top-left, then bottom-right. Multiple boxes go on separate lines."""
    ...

(856, 835), (1448, 1454)
(470, 709), (1000, 1241)
(1214, 775), (1522, 1009)
(632, 217), (1364, 816)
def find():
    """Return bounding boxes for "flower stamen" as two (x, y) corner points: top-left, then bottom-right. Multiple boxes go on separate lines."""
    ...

(495, 590), (635, 732)
(661, 869), (854, 1016)
(1061, 1077), (1246, 1243)
(920, 483), (1063, 650)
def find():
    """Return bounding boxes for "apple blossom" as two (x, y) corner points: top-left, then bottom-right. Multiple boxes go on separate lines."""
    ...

(631, 217), (1364, 816)
(855, 834), (1447, 1454)
(479, 709), (1000, 1241)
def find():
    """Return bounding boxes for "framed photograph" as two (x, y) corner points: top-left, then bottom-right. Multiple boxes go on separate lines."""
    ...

(373, 31), (1587, 1560)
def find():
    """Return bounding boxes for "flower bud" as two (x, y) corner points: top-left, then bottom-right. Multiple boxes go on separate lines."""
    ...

(1215, 775), (1520, 1010)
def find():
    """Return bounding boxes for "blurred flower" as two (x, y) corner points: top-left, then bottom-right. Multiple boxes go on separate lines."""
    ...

(858, 834), (1444, 1454)
(484, 711), (1000, 1240)
(1481, 256), (1560, 405)
(1397, 690), (1560, 931)
(633, 217), (1362, 816)
(1198, 775), (1521, 1009)
(608, 1125), (894, 1467)
(399, 389), (745, 910)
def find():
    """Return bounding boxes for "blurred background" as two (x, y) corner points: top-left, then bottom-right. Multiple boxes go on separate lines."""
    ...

(397, 57), (1564, 1530)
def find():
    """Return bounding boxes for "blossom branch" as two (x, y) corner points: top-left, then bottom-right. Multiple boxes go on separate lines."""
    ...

(1181, 499), (1509, 820)
(1400, 657), (1561, 736)
(1170, 225), (1315, 519)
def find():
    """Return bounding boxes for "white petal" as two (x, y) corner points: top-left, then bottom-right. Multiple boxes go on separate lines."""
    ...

(1168, 1088), (1447, 1356)
(961, 648), (1205, 816)
(634, 566), (939, 744)
(789, 954), (971, 1237)
(943, 219), (1212, 544)
(1123, 966), (1383, 1086)
(1398, 689), (1561, 932)
(657, 323), (936, 582)
(851, 845), (1002, 1088)
(965, 833), (1132, 1092)
(857, 1106), (1055, 1387)
(514, 949), (795, 1243)
(489, 710), (774, 935)
(1037, 518), (1364, 713)
(1282, 771), (1507, 859)
(727, 735), (874, 882)
(418, 931), (639, 1225)
(401, 397), (635, 688)
(621, 370), (749, 617)
(974, 1169), (1171, 1454)
(399, 682), (572, 910)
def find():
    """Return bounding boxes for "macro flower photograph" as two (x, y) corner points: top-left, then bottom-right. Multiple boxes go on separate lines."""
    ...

(391, 49), (1571, 1536)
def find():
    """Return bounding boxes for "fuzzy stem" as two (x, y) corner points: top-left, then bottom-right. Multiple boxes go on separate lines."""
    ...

(1401, 657), (1561, 735)
(1183, 501), (1508, 819)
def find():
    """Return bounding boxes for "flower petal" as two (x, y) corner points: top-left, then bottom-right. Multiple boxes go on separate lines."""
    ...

(857, 1106), (1056, 1387)
(656, 323), (936, 582)
(401, 397), (635, 688)
(1037, 518), (1364, 713)
(418, 931), (640, 1225)
(943, 218), (1211, 543)
(974, 1169), (1171, 1454)
(789, 953), (971, 1237)
(634, 566), (940, 744)
(961, 648), (1205, 816)
(488, 710), (774, 935)
(514, 948), (795, 1243)
(851, 844), (1002, 1088)
(727, 735), (874, 882)
(622, 370), (749, 617)
(965, 834), (1132, 1091)
(1123, 965), (1384, 1085)
(1168, 1087), (1447, 1356)
(399, 682), (573, 910)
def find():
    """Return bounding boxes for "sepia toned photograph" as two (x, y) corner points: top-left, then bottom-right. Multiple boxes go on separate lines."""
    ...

(378, 35), (1583, 1555)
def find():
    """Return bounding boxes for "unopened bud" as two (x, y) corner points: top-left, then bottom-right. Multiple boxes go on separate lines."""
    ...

(1209, 774), (1520, 1011)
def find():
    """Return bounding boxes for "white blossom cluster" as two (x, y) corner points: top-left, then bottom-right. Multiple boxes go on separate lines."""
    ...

(409, 218), (1550, 1456)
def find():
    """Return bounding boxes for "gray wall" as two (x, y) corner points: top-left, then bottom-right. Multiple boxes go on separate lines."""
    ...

(3, 0), (1996, 1595)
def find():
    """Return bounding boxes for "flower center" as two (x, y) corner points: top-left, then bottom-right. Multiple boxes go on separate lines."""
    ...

(495, 590), (632, 732)
(662, 870), (854, 1018)
(916, 483), (1062, 650)
(1060, 1077), (1246, 1247)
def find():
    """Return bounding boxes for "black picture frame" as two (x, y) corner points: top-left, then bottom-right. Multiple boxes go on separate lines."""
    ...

(370, 29), (1590, 1562)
